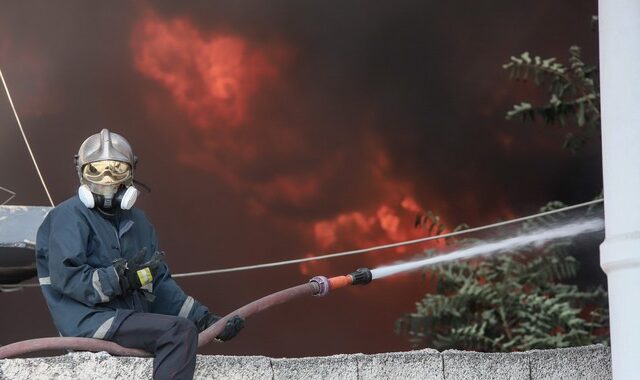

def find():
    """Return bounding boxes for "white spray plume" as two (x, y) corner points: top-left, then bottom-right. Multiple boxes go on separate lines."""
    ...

(370, 218), (604, 280)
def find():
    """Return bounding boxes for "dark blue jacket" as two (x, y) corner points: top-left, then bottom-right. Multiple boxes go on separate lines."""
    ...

(35, 196), (208, 340)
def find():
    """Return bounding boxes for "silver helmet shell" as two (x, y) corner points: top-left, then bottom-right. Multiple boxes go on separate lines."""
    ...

(75, 129), (136, 184)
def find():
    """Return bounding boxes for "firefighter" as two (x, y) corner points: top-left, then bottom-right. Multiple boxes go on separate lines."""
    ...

(35, 129), (244, 379)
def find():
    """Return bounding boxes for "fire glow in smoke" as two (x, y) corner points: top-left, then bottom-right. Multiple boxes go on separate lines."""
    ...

(132, 9), (451, 275)
(300, 195), (449, 276)
(0, 0), (603, 358)
(132, 11), (280, 129)
(131, 10), (322, 206)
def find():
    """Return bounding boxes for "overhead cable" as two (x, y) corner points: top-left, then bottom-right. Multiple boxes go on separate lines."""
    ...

(0, 198), (603, 290)
(172, 198), (603, 278)
(0, 67), (55, 207)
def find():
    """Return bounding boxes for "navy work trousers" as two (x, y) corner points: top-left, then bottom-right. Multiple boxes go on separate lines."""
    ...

(110, 312), (199, 380)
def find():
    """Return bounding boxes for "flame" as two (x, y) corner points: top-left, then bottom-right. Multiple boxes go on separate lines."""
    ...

(299, 195), (449, 275)
(299, 144), (449, 276)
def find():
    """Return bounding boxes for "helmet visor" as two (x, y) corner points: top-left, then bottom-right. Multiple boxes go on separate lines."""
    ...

(82, 160), (131, 185)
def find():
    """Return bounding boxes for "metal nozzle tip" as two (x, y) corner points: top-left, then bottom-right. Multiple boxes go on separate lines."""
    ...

(349, 268), (372, 285)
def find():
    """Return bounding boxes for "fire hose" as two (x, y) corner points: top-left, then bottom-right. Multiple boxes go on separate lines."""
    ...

(0, 268), (372, 359)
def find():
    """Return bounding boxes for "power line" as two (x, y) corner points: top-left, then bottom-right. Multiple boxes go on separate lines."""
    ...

(172, 198), (603, 278)
(0, 67), (55, 207)
(0, 198), (603, 290)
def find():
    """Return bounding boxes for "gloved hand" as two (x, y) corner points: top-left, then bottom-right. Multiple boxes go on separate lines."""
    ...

(113, 247), (164, 293)
(196, 312), (245, 341)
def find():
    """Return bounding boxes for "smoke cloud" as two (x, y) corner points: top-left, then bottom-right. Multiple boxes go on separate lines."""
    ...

(0, 0), (601, 358)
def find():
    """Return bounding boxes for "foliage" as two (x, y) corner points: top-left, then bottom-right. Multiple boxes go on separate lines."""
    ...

(398, 201), (608, 352)
(401, 21), (607, 352)
(503, 47), (600, 153)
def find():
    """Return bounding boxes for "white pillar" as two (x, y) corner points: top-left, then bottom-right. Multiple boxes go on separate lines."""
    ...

(599, 1), (640, 378)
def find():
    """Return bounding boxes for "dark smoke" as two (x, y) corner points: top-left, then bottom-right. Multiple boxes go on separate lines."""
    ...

(0, 0), (600, 357)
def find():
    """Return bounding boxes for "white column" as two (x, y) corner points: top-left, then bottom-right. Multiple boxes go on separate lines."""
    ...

(599, 1), (640, 378)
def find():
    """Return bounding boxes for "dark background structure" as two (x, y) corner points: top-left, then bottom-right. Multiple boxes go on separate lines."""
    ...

(0, 1), (601, 357)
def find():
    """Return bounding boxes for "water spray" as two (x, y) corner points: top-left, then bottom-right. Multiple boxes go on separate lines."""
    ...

(371, 218), (604, 280)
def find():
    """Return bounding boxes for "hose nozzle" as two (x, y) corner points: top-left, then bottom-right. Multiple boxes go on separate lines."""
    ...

(349, 268), (372, 285)
(309, 268), (372, 297)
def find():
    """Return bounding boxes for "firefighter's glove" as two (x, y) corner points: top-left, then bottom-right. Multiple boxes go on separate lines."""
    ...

(217, 315), (245, 341)
(113, 248), (164, 293)
(196, 313), (245, 342)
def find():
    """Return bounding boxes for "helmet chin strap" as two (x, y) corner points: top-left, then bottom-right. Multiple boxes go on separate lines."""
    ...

(78, 184), (139, 211)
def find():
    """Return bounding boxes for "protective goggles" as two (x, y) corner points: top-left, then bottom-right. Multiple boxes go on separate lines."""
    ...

(82, 160), (131, 185)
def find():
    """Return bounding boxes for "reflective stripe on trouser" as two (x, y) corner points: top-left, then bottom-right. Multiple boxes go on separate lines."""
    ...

(93, 316), (115, 339)
(110, 313), (198, 380)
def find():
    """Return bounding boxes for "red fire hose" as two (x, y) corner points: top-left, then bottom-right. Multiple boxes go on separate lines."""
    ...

(0, 269), (372, 359)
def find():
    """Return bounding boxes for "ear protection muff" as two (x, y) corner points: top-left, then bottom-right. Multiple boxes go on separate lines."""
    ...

(78, 185), (140, 210)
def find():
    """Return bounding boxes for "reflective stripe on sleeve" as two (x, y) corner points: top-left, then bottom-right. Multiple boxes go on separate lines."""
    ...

(92, 316), (115, 339)
(39, 277), (51, 285)
(92, 270), (110, 303)
(178, 296), (195, 318)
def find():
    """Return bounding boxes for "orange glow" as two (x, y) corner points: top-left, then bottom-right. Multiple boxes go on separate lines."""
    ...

(131, 10), (449, 279)
(132, 11), (279, 129)
(299, 146), (449, 276)
(301, 197), (448, 274)
(131, 9), (326, 208)
(255, 175), (322, 206)
(313, 212), (375, 249)
(401, 196), (421, 213)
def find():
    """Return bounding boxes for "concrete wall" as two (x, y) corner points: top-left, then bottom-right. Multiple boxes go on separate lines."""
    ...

(0, 344), (610, 380)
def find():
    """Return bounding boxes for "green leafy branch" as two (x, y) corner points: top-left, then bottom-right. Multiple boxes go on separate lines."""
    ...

(396, 202), (608, 352)
(503, 47), (600, 153)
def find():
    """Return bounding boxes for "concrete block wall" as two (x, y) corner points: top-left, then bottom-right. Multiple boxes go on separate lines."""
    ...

(0, 344), (610, 380)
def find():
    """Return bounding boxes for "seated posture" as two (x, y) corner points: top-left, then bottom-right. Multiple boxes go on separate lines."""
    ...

(36, 129), (244, 380)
